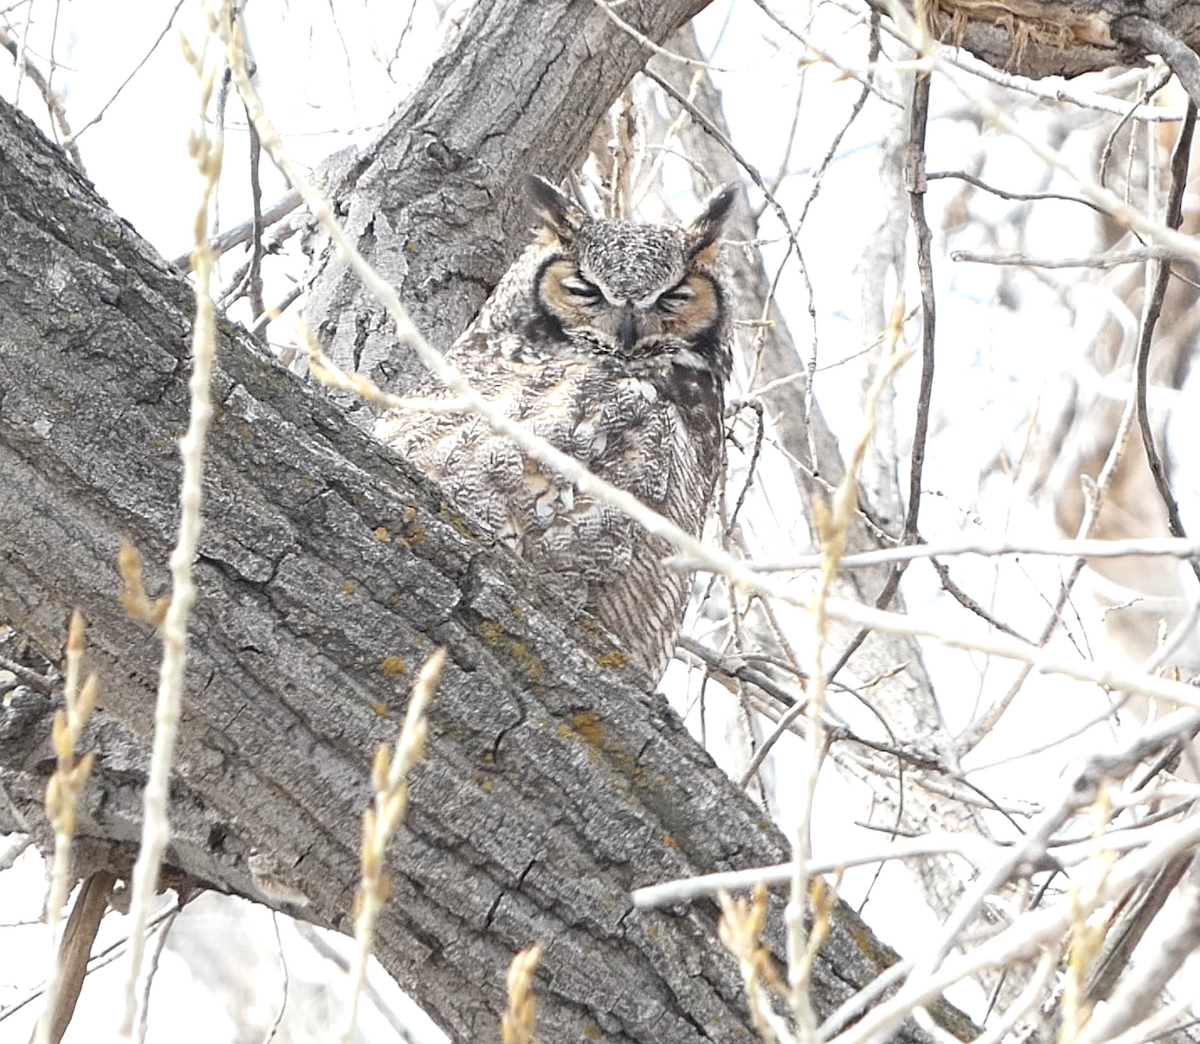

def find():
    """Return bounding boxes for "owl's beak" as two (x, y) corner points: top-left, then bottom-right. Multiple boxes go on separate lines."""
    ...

(617, 304), (639, 351)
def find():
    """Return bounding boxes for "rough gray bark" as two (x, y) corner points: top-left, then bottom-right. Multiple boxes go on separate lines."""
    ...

(303, 0), (715, 422)
(0, 97), (976, 1044)
(877, 0), (1200, 80)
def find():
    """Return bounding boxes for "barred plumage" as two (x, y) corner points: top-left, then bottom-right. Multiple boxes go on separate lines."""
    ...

(377, 176), (736, 680)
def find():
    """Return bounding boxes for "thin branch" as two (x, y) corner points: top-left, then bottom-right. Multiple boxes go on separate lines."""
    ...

(37, 870), (110, 1044)
(904, 72), (935, 547)
(678, 634), (806, 713)
(0, 24), (82, 170)
(746, 533), (1200, 572)
(62, 0), (187, 146)
(965, 696), (1133, 773)
(115, 23), (222, 1038)
(262, 912), (288, 1044)
(963, 947), (1059, 1044)
(748, 0), (901, 106)
(634, 833), (996, 908)
(244, 111), (266, 321)
(1099, 63), (1172, 188)
(927, 170), (1110, 215)
(251, 282), (303, 336)
(1082, 853), (1194, 1022)
(1133, 100), (1199, 579)
(0, 652), (59, 693)
(819, 959), (914, 1042)
(952, 248), (1189, 269)
(135, 905), (178, 1044)
(590, 0), (735, 71)
(791, 11), (882, 233)
(0, 834), (33, 872)
(293, 922), (423, 1044)
(927, 556), (1031, 642)
(170, 189), (301, 270)
(634, 795), (1200, 910)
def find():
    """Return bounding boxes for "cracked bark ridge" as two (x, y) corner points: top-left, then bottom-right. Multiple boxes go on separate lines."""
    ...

(873, 0), (1200, 80)
(0, 99), (974, 1044)
(302, 0), (711, 423)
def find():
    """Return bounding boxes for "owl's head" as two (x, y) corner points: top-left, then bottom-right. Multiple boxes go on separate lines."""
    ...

(524, 176), (736, 373)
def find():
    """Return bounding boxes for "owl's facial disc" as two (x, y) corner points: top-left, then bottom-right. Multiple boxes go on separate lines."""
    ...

(538, 256), (721, 354)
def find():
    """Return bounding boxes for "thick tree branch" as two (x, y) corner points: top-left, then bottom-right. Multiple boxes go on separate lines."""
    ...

(868, 0), (1200, 80)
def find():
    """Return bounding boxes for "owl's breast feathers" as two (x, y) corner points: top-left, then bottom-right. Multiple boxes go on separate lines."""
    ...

(377, 332), (724, 676)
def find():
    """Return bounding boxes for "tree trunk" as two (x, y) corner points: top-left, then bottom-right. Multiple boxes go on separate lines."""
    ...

(0, 94), (973, 1044)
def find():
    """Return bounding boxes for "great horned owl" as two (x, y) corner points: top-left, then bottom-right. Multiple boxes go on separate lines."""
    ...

(377, 176), (736, 680)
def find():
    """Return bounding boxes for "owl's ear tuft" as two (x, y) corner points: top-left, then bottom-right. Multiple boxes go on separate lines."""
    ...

(686, 185), (737, 257)
(526, 175), (585, 244)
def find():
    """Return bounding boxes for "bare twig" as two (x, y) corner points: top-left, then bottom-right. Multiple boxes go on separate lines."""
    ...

(251, 282), (303, 336)
(748, 533), (1200, 573)
(341, 649), (443, 1042)
(0, 24), (83, 170)
(927, 170), (1110, 216)
(134, 904), (178, 1044)
(33, 872), (115, 1044)
(590, 0), (734, 71)
(244, 112), (266, 321)
(0, 834), (33, 872)
(0, 653), (58, 693)
(170, 189), (302, 270)
(501, 944), (544, 1044)
(62, 0), (188, 146)
(904, 72), (935, 547)
(927, 556), (1031, 642)
(34, 610), (99, 1044)
(952, 248), (1187, 269)
(116, 19), (222, 1038)
(1133, 101), (1199, 578)
(293, 922), (423, 1044)
(748, 0), (901, 106)
(261, 912), (288, 1044)
(788, 299), (911, 1036)
(1099, 63), (1173, 188)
